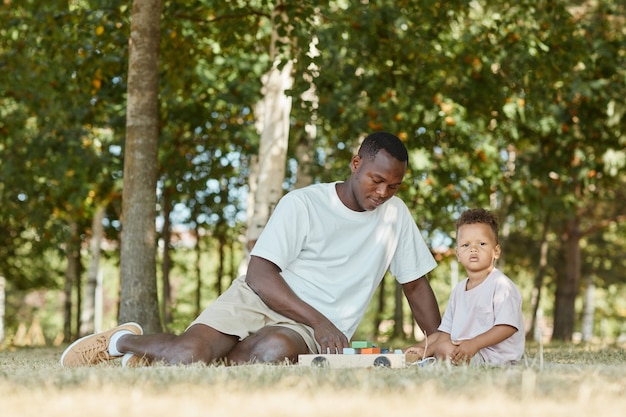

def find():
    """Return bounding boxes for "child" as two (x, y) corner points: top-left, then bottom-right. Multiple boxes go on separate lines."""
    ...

(407, 208), (524, 365)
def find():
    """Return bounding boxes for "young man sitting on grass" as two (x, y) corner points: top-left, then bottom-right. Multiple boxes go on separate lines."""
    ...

(61, 132), (442, 367)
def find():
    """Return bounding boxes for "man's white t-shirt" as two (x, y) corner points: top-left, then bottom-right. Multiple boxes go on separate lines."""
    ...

(250, 182), (437, 340)
(439, 268), (525, 364)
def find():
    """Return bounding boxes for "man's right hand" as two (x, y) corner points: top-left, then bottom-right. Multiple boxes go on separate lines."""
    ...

(312, 319), (349, 354)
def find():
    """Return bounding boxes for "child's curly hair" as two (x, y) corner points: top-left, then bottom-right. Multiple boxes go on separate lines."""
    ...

(456, 208), (499, 243)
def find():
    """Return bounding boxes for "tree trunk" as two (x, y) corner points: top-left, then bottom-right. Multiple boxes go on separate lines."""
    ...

(497, 213), (510, 271)
(552, 217), (582, 341)
(229, 239), (236, 285)
(293, 35), (319, 190)
(392, 281), (404, 339)
(374, 277), (386, 338)
(526, 214), (551, 341)
(450, 258), (459, 289)
(94, 268), (103, 333)
(161, 188), (173, 327)
(580, 274), (595, 342)
(80, 205), (105, 336)
(245, 59), (293, 245)
(242, 1), (293, 269)
(74, 240), (83, 341)
(119, 0), (163, 333)
(294, 129), (314, 189)
(194, 223), (202, 317)
(63, 221), (81, 342)
(239, 154), (258, 276)
(216, 234), (225, 296)
(0, 275), (5, 345)
(494, 146), (517, 270)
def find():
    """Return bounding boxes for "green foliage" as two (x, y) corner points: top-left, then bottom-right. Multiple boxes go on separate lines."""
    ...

(1, 0), (625, 341)
(0, 1), (129, 287)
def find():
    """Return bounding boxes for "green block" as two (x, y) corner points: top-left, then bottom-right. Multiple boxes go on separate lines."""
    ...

(351, 340), (374, 348)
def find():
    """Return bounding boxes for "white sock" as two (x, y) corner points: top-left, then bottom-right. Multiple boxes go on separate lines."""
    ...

(108, 330), (133, 356)
(121, 352), (135, 367)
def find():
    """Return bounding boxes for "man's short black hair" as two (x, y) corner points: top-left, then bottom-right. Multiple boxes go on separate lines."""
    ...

(358, 131), (409, 162)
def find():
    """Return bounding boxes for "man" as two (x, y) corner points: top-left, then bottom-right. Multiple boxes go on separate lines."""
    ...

(61, 131), (441, 367)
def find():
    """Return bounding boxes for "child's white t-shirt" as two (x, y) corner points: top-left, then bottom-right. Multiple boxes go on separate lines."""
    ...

(251, 182), (437, 339)
(439, 268), (525, 364)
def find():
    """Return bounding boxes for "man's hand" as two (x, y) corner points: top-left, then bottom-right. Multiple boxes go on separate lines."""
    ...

(404, 345), (425, 356)
(312, 319), (349, 354)
(246, 256), (348, 354)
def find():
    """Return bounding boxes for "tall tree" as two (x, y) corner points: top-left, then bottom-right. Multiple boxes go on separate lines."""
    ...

(549, 1), (626, 340)
(118, 0), (163, 332)
(243, 0), (294, 259)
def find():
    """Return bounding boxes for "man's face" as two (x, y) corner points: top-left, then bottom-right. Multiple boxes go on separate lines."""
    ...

(350, 149), (407, 211)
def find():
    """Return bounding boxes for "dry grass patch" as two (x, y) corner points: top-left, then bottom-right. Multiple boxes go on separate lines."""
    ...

(1, 344), (625, 417)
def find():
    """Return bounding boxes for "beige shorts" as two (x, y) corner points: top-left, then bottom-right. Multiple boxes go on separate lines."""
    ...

(188, 276), (319, 354)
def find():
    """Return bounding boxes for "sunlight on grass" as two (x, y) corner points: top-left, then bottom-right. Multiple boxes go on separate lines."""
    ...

(1, 345), (625, 417)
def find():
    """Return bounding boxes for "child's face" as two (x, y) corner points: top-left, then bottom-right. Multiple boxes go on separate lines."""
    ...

(455, 223), (501, 273)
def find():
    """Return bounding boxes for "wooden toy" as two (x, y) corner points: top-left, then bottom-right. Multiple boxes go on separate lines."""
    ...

(298, 341), (425, 368)
(298, 353), (409, 368)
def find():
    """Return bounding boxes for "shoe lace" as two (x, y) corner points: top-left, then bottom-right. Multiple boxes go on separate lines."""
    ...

(77, 334), (113, 364)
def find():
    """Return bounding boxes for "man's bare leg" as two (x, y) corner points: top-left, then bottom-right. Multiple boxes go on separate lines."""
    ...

(226, 326), (309, 365)
(117, 324), (239, 365)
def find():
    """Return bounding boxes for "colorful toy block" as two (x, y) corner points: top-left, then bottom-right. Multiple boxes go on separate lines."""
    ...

(350, 340), (374, 349)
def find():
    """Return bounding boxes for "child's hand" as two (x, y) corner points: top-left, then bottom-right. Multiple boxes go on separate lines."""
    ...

(450, 339), (478, 364)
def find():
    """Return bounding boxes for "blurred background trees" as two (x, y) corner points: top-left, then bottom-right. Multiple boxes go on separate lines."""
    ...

(0, 0), (624, 347)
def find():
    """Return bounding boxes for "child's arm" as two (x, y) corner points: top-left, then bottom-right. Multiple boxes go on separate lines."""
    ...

(451, 324), (517, 364)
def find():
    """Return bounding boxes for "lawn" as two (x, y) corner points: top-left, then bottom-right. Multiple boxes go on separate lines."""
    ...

(1, 343), (624, 417)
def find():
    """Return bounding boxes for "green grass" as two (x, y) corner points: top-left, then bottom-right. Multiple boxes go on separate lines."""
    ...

(1, 343), (625, 417)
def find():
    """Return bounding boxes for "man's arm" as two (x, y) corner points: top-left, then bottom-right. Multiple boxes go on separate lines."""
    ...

(402, 276), (442, 336)
(245, 255), (348, 353)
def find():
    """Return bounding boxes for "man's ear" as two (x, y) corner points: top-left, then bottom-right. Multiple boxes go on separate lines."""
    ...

(350, 155), (361, 172)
